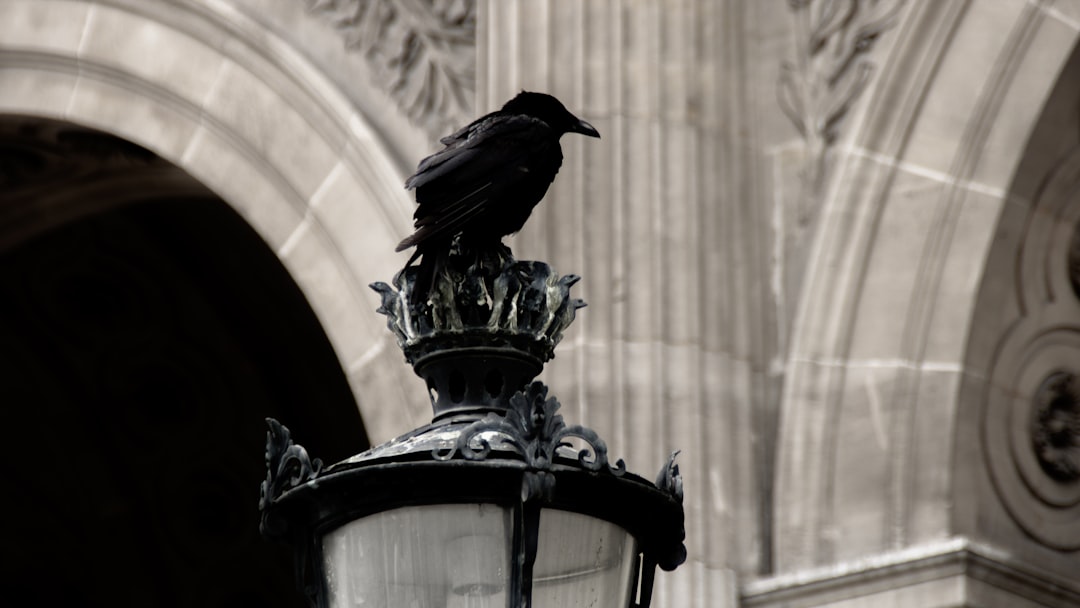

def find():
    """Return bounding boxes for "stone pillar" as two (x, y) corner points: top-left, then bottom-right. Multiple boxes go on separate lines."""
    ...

(476, 2), (773, 606)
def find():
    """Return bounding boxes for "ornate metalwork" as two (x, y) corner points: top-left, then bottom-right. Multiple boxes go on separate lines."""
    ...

(651, 451), (687, 571)
(259, 418), (323, 535)
(779, 0), (905, 202)
(371, 242), (586, 365)
(1032, 371), (1080, 483)
(655, 450), (684, 503)
(305, 0), (475, 139)
(434, 381), (626, 499)
(266, 246), (686, 608)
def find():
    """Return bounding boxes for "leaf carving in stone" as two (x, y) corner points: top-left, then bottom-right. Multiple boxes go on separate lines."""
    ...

(306, 0), (476, 139)
(778, 0), (904, 194)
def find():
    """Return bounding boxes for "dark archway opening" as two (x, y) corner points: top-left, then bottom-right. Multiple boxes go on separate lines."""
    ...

(0, 117), (369, 607)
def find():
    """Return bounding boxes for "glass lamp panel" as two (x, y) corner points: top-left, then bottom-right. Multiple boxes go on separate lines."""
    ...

(532, 510), (638, 608)
(322, 504), (512, 608)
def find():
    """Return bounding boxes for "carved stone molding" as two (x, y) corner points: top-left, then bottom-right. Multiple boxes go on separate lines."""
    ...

(305, 0), (476, 139)
(778, 0), (905, 207)
(742, 538), (1080, 607)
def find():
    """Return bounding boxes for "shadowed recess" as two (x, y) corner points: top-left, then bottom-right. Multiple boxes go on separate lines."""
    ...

(0, 116), (368, 608)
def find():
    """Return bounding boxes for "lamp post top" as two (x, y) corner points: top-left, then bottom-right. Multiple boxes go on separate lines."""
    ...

(370, 243), (585, 419)
(259, 242), (686, 607)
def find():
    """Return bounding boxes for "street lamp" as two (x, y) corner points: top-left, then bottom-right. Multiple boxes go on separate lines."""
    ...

(259, 247), (686, 608)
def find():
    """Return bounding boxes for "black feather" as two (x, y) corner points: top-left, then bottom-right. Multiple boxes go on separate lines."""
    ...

(397, 91), (600, 306)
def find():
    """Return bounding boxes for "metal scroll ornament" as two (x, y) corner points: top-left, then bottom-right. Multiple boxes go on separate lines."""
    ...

(259, 418), (323, 536)
(434, 381), (627, 500)
(653, 450), (688, 570)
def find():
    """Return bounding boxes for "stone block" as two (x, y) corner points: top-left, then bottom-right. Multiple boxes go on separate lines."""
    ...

(79, 3), (225, 103)
(65, 74), (197, 162)
(179, 125), (304, 249)
(275, 218), (385, 373)
(905, 369), (964, 545)
(920, 189), (1005, 365)
(202, 60), (338, 201)
(846, 163), (944, 362)
(341, 127), (414, 235)
(969, 14), (1077, 192)
(308, 161), (409, 298)
(0, 67), (75, 118)
(829, 363), (900, 560)
(0, 0), (88, 55)
(779, 361), (964, 569)
(898, 0), (1028, 176)
(1046, 0), (1080, 31)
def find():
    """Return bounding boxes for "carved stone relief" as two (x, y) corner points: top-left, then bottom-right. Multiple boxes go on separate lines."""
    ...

(779, 0), (905, 212)
(1031, 371), (1080, 484)
(305, 0), (476, 140)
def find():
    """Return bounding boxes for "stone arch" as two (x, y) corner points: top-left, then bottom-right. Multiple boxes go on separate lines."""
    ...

(0, 0), (432, 440)
(0, 115), (371, 607)
(953, 35), (1080, 582)
(775, 0), (1080, 572)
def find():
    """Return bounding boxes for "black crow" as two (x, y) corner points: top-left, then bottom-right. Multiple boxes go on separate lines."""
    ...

(396, 91), (600, 304)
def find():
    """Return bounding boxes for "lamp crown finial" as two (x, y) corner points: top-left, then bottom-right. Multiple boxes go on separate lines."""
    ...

(371, 242), (585, 418)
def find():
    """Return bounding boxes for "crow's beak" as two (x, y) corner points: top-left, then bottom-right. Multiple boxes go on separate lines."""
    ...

(571, 118), (601, 139)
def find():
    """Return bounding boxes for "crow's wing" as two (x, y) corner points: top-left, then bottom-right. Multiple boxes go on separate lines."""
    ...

(396, 114), (555, 252)
(436, 113), (488, 146)
(402, 113), (493, 189)
(405, 114), (550, 190)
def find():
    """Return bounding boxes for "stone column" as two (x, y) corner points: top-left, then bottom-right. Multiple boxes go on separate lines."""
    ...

(476, 2), (774, 606)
